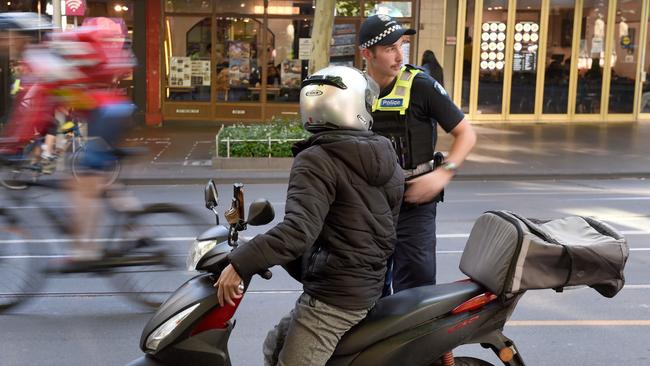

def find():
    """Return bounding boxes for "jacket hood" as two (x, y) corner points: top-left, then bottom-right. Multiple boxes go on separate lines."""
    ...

(292, 130), (399, 186)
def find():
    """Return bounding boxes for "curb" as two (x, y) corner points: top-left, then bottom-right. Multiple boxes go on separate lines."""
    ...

(119, 172), (650, 186)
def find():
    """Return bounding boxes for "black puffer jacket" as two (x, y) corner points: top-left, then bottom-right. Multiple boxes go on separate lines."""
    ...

(229, 130), (404, 310)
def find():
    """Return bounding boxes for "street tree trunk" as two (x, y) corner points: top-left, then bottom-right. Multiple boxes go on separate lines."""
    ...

(308, 0), (336, 74)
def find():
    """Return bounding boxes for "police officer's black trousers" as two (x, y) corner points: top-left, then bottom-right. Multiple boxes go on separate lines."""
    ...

(383, 201), (437, 295)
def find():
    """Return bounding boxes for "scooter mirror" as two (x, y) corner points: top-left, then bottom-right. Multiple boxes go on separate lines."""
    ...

(247, 199), (275, 226)
(204, 179), (219, 210)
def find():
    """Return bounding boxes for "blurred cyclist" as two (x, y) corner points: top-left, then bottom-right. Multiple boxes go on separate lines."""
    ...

(0, 12), (54, 166)
(0, 14), (136, 264)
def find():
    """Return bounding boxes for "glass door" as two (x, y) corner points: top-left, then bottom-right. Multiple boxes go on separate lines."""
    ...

(509, 0), (542, 116)
(637, 0), (650, 118)
(476, 0), (509, 116)
(541, 0), (576, 116)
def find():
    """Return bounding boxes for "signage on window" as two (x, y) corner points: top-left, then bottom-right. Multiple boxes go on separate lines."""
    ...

(65, 0), (87, 16)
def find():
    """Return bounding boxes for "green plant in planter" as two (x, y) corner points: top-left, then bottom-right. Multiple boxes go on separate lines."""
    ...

(217, 118), (310, 158)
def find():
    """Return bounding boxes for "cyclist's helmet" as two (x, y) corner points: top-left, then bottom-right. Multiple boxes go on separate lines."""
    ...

(300, 65), (379, 132)
(0, 12), (53, 32)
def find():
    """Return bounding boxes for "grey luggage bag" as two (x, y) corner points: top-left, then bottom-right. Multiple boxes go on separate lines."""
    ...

(459, 211), (628, 298)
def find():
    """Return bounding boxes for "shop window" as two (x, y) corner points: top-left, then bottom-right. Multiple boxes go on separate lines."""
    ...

(0, 0), (37, 12)
(266, 19), (311, 103)
(543, 0), (574, 114)
(336, 1), (361, 16)
(216, 0), (265, 15)
(510, 1), (541, 114)
(607, 0), (641, 114)
(330, 23), (358, 67)
(216, 17), (262, 102)
(164, 16), (212, 102)
(460, 0), (475, 113)
(165, 0), (212, 13)
(575, 0), (608, 114)
(267, 0), (314, 16)
(476, 0), (507, 115)
(364, 1), (412, 17)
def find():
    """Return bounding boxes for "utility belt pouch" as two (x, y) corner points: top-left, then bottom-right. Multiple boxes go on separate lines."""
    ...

(433, 151), (445, 203)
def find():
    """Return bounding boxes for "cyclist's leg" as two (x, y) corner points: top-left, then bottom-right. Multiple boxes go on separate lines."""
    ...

(67, 103), (134, 261)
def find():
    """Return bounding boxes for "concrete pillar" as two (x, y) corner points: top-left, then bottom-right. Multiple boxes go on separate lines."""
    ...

(417, 0), (446, 68)
(52, 0), (62, 30)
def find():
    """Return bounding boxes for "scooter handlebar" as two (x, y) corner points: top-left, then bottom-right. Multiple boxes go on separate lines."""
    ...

(258, 269), (273, 280)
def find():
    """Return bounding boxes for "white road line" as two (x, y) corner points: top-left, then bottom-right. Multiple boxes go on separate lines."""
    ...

(506, 320), (650, 326)
(0, 237), (194, 244)
(438, 230), (650, 239)
(438, 248), (649, 254)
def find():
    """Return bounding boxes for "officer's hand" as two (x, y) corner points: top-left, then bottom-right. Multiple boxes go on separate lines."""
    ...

(404, 169), (453, 204)
(214, 264), (244, 307)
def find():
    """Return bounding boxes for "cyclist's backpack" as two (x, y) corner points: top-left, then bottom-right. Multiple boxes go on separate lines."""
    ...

(459, 211), (628, 298)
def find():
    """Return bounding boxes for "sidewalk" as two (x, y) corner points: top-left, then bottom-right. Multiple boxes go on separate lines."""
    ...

(118, 122), (650, 184)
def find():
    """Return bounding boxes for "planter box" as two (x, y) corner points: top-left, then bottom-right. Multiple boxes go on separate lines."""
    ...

(212, 157), (293, 170)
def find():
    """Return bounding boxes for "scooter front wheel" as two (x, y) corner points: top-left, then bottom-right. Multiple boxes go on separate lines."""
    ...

(431, 357), (495, 366)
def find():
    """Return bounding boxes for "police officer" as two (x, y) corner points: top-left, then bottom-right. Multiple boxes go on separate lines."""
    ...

(358, 14), (477, 293)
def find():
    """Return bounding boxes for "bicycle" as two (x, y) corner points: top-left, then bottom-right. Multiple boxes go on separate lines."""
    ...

(0, 179), (207, 311)
(0, 119), (121, 190)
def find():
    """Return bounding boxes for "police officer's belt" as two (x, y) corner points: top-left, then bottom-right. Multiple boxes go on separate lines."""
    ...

(403, 159), (435, 179)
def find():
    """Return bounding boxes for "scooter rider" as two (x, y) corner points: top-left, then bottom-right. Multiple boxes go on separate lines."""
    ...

(214, 65), (404, 366)
(359, 15), (477, 294)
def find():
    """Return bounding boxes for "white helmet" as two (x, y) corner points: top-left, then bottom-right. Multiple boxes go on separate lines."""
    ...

(300, 65), (379, 132)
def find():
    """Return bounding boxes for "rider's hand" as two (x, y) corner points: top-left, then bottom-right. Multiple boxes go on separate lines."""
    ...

(404, 169), (453, 204)
(214, 264), (244, 307)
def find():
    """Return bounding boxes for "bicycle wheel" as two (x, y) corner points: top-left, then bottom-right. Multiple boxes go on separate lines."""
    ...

(109, 203), (206, 308)
(0, 143), (40, 190)
(0, 209), (41, 312)
(70, 147), (121, 188)
(0, 162), (32, 190)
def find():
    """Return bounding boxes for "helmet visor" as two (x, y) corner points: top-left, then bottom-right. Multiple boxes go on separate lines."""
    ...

(301, 74), (347, 89)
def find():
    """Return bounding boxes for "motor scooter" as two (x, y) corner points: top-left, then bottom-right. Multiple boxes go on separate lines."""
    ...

(126, 180), (534, 366)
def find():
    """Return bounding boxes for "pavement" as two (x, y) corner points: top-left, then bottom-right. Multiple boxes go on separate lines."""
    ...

(117, 121), (650, 184)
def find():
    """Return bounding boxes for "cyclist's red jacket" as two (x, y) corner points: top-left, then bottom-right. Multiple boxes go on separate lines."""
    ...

(2, 26), (134, 152)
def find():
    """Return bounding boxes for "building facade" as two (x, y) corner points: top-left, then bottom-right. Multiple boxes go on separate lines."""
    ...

(151, 0), (418, 124)
(447, 0), (650, 123)
(4, 1), (650, 125)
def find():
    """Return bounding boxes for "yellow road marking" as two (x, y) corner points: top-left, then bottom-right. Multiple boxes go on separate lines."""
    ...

(507, 320), (650, 326)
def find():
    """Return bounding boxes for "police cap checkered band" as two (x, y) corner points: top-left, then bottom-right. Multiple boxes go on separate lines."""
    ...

(358, 14), (416, 49)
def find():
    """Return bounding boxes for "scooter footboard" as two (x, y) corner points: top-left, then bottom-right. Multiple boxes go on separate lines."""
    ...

(153, 325), (234, 366)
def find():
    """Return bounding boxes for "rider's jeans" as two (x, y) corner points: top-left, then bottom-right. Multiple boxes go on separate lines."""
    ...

(263, 293), (369, 366)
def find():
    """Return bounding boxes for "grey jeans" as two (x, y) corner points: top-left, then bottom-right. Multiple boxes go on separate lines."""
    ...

(263, 293), (370, 366)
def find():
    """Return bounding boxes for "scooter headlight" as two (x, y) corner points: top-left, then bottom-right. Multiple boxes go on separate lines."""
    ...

(145, 303), (200, 352)
(186, 239), (218, 271)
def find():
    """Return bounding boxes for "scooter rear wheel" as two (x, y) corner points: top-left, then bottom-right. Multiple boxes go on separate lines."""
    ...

(431, 357), (495, 366)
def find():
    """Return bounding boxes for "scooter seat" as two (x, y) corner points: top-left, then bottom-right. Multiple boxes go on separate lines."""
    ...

(334, 281), (484, 356)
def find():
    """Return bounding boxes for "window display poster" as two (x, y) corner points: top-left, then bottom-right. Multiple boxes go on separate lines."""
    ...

(512, 21), (538, 73)
(228, 41), (252, 88)
(330, 24), (357, 57)
(229, 58), (251, 87)
(281, 60), (302, 88)
(228, 41), (251, 59)
(169, 57), (192, 87)
(191, 60), (211, 86)
(299, 38), (312, 60)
